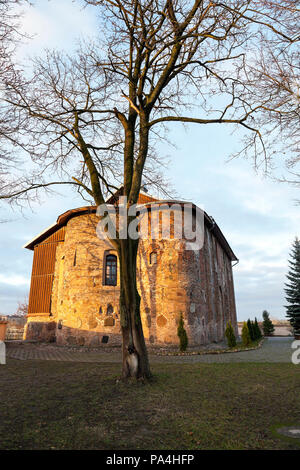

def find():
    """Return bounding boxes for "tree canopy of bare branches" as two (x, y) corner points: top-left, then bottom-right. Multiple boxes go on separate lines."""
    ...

(0, 0), (22, 71)
(245, 34), (299, 185)
(0, 0), (27, 191)
(0, 0), (299, 378)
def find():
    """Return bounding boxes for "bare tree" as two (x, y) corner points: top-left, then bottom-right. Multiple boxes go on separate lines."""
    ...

(1, 0), (299, 378)
(246, 41), (299, 186)
(14, 295), (28, 316)
(0, 0), (23, 73)
(0, 0), (27, 194)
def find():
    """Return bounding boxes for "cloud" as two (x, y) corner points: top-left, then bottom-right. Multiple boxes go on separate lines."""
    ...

(0, 284), (29, 315)
(17, 0), (98, 58)
(214, 164), (300, 221)
(0, 187), (84, 315)
(0, 274), (30, 286)
(163, 124), (299, 321)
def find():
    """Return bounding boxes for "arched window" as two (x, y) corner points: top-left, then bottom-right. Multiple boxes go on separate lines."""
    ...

(105, 254), (117, 286)
(150, 252), (157, 265)
(106, 303), (114, 315)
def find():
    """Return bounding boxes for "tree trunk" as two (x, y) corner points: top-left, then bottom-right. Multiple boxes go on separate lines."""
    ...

(118, 237), (152, 379)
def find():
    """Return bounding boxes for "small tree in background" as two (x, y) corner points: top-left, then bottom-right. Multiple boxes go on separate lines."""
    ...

(254, 318), (262, 340)
(247, 319), (255, 342)
(225, 321), (236, 348)
(285, 238), (300, 337)
(177, 313), (188, 352)
(14, 296), (28, 316)
(262, 310), (275, 336)
(241, 322), (251, 347)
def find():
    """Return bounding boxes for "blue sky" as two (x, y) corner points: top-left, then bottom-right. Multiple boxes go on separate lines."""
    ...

(1, 0), (299, 320)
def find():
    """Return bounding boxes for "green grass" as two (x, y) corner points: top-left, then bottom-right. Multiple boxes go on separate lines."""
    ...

(0, 359), (300, 450)
(230, 338), (262, 350)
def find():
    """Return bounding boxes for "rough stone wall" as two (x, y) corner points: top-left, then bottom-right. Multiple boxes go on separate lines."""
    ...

(0, 315), (26, 340)
(136, 224), (237, 347)
(137, 237), (189, 345)
(25, 209), (237, 347)
(24, 316), (56, 342)
(51, 214), (121, 347)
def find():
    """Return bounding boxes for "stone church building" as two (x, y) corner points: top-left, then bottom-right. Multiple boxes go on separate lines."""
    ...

(24, 191), (238, 347)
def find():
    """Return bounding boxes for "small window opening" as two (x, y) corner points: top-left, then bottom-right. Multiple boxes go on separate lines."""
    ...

(73, 249), (77, 267)
(106, 304), (114, 315)
(105, 254), (117, 286)
(150, 252), (157, 265)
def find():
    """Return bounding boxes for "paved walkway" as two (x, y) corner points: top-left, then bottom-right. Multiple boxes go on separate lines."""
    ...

(5, 337), (295, 363)
(157, 337), (294, 363)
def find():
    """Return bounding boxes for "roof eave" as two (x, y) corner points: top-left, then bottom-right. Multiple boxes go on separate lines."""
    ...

(23, 222), (58, 251)
(23, 201), (238, 261)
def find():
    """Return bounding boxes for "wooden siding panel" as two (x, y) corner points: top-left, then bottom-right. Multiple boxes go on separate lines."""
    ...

(40, 227), (65, 245)
(107, 190), (158, 205)
(137, 193), (158, 204)
(31, 243), (57, 276)
(28, 274), (54, 314)
(28, 228), (65, 314)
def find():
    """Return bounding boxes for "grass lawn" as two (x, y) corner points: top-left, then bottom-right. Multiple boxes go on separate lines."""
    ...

(0, 359), (299, 450)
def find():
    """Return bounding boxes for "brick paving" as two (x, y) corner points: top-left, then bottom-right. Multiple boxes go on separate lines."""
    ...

(5, 337), (294, 364)
(5, 342), (121, 363)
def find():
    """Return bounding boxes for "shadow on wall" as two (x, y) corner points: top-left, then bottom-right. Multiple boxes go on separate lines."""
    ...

(25, 321), (123, 347)
(25, 321), (57, 343)
(138, 242), (159, 345)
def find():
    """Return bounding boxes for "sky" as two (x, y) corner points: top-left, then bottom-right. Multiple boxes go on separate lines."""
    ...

(0, 0), (299, 321)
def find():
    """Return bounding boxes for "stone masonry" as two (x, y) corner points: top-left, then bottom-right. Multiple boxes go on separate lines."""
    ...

(24, 197), (238, 348)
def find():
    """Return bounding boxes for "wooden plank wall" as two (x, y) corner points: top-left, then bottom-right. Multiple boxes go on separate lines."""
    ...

(28, 227), (65, 314)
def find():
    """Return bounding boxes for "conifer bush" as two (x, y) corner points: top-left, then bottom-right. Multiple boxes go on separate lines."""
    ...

(225, 321), (237, 348)
(262, 310), (275, 336)
(247, 319), (255, 341)
(285, 237), (300, 337)
(241, 321), (251, 346)
(177, 313), (188, 352)
(254, 317), (262, 340)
